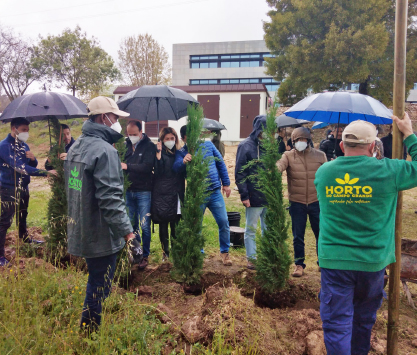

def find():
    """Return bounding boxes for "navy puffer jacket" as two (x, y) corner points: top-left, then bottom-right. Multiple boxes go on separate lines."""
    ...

(173, 140), (230, 191)
(235, 116), (267, 207)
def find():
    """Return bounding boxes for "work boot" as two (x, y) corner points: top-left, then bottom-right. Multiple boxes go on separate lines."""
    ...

(0, 256), (9, 267)
(221, 252), (232, 266)
(292, 265), (304, 277)
(138, 257), (148, 270)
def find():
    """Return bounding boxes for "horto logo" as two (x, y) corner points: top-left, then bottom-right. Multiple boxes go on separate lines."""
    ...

(68, 166), (82, 191)
(326, 173), (372, 198)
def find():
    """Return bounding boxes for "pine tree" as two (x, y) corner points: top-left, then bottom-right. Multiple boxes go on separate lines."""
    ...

(172, 105), (210, 285)
(254, 107), (292, 293)
(46, 116), (68, 260)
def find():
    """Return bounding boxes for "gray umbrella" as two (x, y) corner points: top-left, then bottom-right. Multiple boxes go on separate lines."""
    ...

(203, 118), (226, 131)
(274, 114), (309, 128)
(0, 91), (88, 122)
(117, 85), (199, 133)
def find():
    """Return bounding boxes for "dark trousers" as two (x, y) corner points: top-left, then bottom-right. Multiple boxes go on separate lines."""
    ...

(289, 201), (320, 268)
(320, 268), (385, 355)
(159, 221), (176, 257)
(81, 252), (118, 331)
(0, 187), (29, 257)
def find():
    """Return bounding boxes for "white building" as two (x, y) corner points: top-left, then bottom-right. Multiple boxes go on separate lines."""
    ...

(114, 40), (276, 143)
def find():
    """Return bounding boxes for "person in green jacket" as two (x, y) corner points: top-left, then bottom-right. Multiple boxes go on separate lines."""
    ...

(314, 113), (417, 355)
(65, 96), (137, 332)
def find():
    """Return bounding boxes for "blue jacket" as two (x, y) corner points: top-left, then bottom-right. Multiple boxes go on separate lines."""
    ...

(0, 134), (44, 189)
(173, 140), (230, 191)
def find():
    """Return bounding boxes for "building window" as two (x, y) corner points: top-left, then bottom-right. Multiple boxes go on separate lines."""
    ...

(414, 83), (417, 90)
(189, 77), (279, 88)
(351, 83), (360, 91)
(189, 52), (274, 69)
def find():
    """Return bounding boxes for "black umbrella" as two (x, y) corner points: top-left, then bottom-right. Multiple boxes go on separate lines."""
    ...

(116, 85), (199, 134)
(0, 91), (88, 145)
(274, 114), (309, 128)
(203, 118), (226, 131)
(0, 91), (88, 122)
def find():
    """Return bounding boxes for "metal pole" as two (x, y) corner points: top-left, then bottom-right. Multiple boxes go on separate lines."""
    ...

(387, 1), (408, 354)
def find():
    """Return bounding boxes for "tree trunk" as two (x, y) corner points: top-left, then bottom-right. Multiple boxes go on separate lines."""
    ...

(359, 76), (370, 95)
(72, 87), (76, 96)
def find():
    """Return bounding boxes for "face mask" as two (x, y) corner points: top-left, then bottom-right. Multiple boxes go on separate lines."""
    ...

(261, 132), (267, 139)
(105, 114), (122, 134)
(164, 140), (175, 150)
(294, 141), (308, 152)
(129, 136), (140, 145)
(16, 131), (29, 143)
(373, 152), (377, 158)
(274, 133), (279, 139)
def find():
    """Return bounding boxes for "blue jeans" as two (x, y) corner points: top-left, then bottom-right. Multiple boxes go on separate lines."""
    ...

(126, 191), (151, 257)
(200, 188), (230, 253)
(289, 201), (320, 268)
(81, 252), (118, 330)
(244, 207), (267, 259)
(320, 268), (385, 355)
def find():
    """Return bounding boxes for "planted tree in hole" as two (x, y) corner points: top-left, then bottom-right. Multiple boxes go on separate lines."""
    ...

(172, 105), (210, 285)
(46, 116), (68, 259)
(254, 106), (291, 293)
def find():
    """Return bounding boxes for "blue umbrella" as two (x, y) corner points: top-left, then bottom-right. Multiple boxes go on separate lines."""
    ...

(284, 92), (393, 125)
(312, 121), (330, 130)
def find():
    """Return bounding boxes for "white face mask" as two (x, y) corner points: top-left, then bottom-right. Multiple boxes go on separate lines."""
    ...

(261, 132), (267, 139)
(274, 133), (279, 139)
(105, 114), (122, 134)
(129, 135), (140, 145)
(294, 141), (308, 152)
(164, 140), (175, 150)
(373, 152), (377, 158)
(16, 131), (29, 143)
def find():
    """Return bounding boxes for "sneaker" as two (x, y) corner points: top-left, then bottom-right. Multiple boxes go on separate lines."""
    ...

(0, 256), (9, 267)
(221, 252), (232, 266)
(162, 252), (168, 262)
(247, 261), (255, 270)
(22, 237), (44, 244)
(292, 265), (304, 277)
(138, 257), (148, 270)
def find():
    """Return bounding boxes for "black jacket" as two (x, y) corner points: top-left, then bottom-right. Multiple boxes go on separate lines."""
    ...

(319, 138), (344, 161)
(235, 116), (267, 207)
(151, 147), (185, 223)
(45, 137), (75, 171)
(277, 136), (286, 154)
(381, 133), (407, 159)
(125, 133), (156, 192)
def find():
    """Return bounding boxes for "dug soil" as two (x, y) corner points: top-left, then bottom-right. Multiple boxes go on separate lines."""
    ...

(5, 228), (417, 354)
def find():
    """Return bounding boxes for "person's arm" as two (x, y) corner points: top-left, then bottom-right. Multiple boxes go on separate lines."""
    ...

(172, 149), (187, 173)
(276, 152), (289, 173)
(93, 149), (133, 239)
(0, 145), (47, 177)
(211, 142), (230, 187)
(126, 143), (156, 174)
(235, 144), (250, 202)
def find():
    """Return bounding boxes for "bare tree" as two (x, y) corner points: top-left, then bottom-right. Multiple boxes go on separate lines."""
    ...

(118, 33), (171, 86)
(0, 25), (46, 101)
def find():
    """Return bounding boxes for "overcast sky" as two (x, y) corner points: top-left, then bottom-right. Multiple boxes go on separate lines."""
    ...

(1, 0), (271, 71)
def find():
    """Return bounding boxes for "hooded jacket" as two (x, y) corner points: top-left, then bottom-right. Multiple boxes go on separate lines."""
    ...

(0, 134), (44, 189)
(125, 133), (156, 192)
(235, 116), (267, 207)
(319, 137), (344, 161)
(65, 120), (133, 258)
(277, 146), (327, 204)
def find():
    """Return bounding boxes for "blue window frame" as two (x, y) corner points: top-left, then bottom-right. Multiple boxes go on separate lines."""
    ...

(230, 79), (239, 84)
(200, 80), (208, 84)
(208, 80), (217, 84)
(220, 79), (229, 84)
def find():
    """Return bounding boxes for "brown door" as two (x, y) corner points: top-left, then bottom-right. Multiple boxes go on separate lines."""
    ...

(145, 121), (168, 138)
(197, 95), (220, 120)
(240, 94), (260, 138)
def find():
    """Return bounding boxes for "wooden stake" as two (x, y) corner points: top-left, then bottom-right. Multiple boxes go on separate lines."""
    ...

(388, 0), (408, 354)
